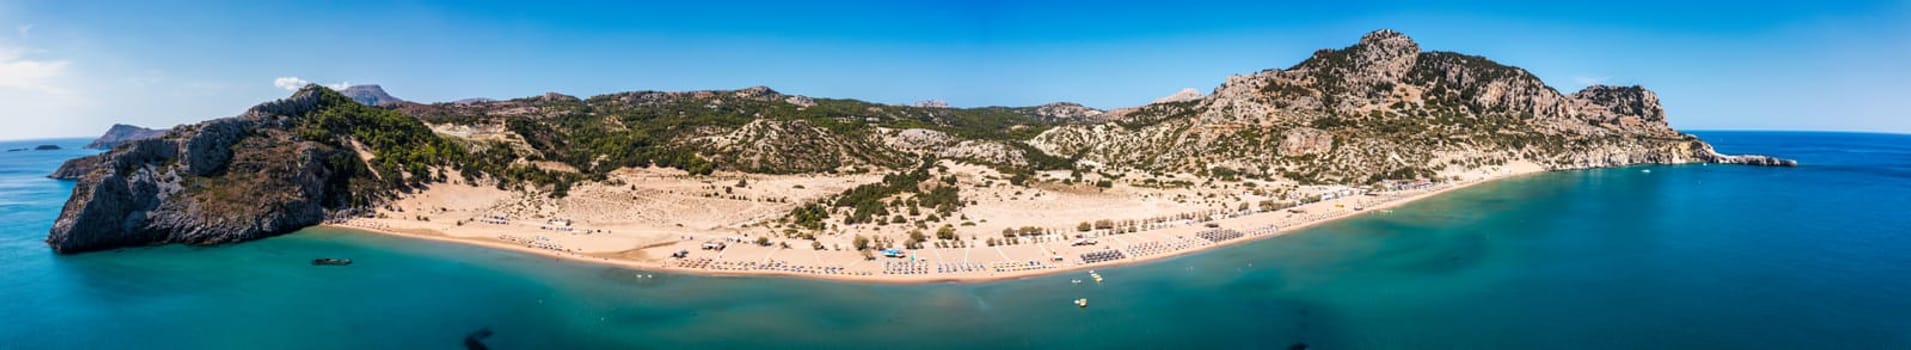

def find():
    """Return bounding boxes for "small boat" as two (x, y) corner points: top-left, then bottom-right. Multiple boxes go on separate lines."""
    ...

(1074, 298), (1088, 308)
(1641, 169), (1652, 173)
(1071, 279), (1082, 284)
(311, 258), (352, 266)
(1090, 272), (1104, 283)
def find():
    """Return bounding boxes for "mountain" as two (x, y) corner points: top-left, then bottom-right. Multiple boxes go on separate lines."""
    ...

(338, 84), (405, 106)
(82, 124), (170, 150)
(1032, 29), (1790, 184)
(47, 86), (461, 253)
(45, 29), (1791, 253)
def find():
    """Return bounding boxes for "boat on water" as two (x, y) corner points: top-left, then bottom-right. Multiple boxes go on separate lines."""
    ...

(1074, 298), (1088, 308)
(1071, 279), (1082, 284)
(311, 258), (352, 266)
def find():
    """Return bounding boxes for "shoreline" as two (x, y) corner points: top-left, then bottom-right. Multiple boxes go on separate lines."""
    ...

(323, 169), (1537, 284)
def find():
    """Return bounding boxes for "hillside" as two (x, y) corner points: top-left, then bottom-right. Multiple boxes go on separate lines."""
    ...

(47, 86), (465, 253)
(47, 29), (1791, 253)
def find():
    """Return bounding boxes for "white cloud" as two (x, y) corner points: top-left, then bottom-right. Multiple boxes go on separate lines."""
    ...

(0, 46), (70, 93)
(272, 76), (311, 90)
(0, 43), (88, 140)
(16, 24), (30, 38)
(273, 76), (350, 91)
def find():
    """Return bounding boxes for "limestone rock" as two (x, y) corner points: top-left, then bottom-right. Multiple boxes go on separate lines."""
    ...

(46, 86), (361, 254)
(1278, 127), (1334, 156)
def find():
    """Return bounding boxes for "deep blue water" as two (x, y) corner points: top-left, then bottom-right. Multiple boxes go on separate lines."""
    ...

(2, 131), (1908, 349)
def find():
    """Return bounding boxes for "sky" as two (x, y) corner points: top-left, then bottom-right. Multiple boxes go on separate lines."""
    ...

(0, 0), (1906, 140)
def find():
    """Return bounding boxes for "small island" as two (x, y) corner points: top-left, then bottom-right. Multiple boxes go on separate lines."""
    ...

(7, 145), (61, 152)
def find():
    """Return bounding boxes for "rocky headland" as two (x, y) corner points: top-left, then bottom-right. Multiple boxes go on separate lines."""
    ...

(47, 86), (455, 253)
(47, 29), (1793, 255)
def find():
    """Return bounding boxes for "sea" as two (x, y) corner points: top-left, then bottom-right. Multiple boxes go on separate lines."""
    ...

(2, 131), (1908, 349)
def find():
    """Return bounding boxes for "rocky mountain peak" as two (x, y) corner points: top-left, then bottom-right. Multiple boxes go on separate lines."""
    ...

(245, 85), (332, 117)
(735, 85), (781, 98)
(338, 84), (405, 106)
(1348, 29), (1420, 79)
(1358, 29), (1415, 49)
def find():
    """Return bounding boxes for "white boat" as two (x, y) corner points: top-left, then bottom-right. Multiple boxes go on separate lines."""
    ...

(1074, 298), (1088, 308)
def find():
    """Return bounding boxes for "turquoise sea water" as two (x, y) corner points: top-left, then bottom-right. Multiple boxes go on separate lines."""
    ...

(3, 131), (1908, 349)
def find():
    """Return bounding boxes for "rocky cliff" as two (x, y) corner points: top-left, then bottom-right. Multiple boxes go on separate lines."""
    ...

(46, 85), (444, 253)
(1029, 29), (1793, 184)
(82, 124), (169, 150)
(47, 155), (101, 180)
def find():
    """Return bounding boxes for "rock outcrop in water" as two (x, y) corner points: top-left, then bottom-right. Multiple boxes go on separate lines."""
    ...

(46, 85), (451, 253)
(83, 124), (170, 150)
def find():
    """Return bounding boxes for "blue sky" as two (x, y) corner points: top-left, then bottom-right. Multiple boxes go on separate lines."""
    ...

(1, 0), (1906, 140)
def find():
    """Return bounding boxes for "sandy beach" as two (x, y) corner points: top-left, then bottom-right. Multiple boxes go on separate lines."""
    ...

(327, 162), (1544, 283)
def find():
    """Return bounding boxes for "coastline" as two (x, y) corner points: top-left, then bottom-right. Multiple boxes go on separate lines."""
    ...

(323, 167), (1540, 284)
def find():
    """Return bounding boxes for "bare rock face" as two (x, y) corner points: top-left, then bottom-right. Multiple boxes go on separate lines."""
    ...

(1278, 127), (1334, 156)
(46, 86), (357, 254)
(784, 95), (816, 108)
